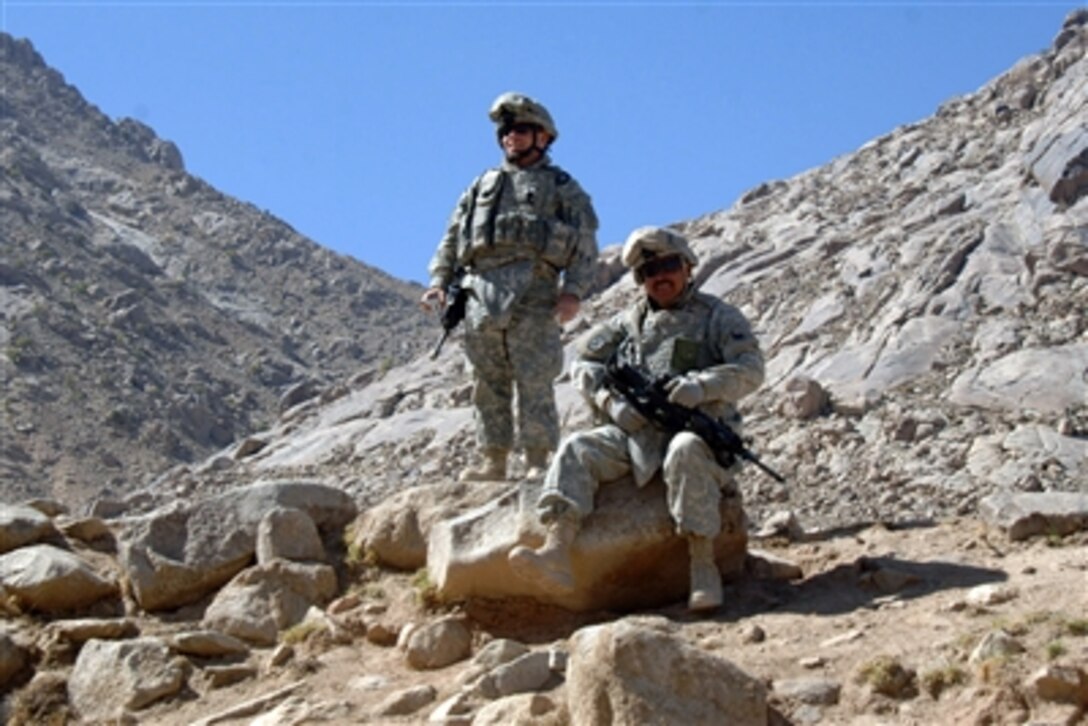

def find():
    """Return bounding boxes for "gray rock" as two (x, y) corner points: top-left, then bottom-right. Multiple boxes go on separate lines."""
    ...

(0, 544), (118, 612)
(373, 684), (437, 717)
(773, 677), (842, 705)
(67, 638), (186, 720)
(118, 480), (355, 611)
(405, 616), (472, 671)
(202, 560), (337, 646)
(0, 504), (59, 554)
(169, 629), (250, 657)
(969, 629), (1026, 664)
(256, 507), (326, 564)
(948, 345), (1088, 415)
(979, 492), (1088, 541)
(46, 618), (139, 644)
(567, 619), (769, 725)
(489, 650), (553, 697)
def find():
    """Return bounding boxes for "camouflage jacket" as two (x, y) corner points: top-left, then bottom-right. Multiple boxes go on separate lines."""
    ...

(572, 285), (765, 485)
(427, 155), (598, 325)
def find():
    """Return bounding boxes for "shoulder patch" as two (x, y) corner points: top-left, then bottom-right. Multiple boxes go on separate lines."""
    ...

(555, 170), (571, 185)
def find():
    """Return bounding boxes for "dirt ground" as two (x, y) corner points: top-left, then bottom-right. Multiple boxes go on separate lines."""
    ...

(127, 518), (1088, 726)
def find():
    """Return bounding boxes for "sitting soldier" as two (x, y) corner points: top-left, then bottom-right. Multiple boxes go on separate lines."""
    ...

(507, 225), (765, 612)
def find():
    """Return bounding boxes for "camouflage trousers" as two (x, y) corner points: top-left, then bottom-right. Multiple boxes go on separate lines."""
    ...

(537, 425), (735, 538)
(463, 311), (563, 452)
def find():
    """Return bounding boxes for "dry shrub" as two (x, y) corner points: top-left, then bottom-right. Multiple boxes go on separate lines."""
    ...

(855, 655), (918, 699)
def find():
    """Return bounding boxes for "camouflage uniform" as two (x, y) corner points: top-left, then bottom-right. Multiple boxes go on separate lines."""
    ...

(427, 96), (598, 455)
(507, 225), (764, 611)
(537, 285), (765, 537)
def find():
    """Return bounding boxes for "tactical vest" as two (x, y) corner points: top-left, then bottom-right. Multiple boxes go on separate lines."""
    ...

(458, 165), (577, 271)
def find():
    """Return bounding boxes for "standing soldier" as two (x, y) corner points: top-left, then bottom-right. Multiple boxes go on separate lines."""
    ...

(422, 92), (599, 481)
(508, 226), (765, 612)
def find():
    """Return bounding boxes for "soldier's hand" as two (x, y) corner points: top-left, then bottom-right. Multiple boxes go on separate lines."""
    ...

(596, 390), (646, 432)
(665, 375), (704, 408)
(555, 294), (580, 324)
(420, 287), (446, 313)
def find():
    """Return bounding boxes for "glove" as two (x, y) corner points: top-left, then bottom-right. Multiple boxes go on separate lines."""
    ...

(595, 390), (646, 432)
(665, 375), (704, 408)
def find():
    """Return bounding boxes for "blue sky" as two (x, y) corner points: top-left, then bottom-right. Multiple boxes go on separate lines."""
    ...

(1, 2), (1075, 286)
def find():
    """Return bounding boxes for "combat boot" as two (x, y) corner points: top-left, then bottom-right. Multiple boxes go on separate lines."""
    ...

(458, 447), (509, 482)
(524, 448), (551, 480)
(508, 514), (579, 594)
(687, 535), (723, 612)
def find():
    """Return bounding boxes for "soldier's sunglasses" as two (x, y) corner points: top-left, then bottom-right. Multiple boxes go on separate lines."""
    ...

(500, 122), (537, 137)
(636, 255), (684, 281)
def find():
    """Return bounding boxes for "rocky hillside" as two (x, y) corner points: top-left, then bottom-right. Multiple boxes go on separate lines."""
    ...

(0, 9), (1085, 726)
(0, 34), (433, 508)
(120, 6), (1087, 531)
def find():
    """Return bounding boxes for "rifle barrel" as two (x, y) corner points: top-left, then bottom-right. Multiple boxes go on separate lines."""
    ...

(430, 329), (451, 360)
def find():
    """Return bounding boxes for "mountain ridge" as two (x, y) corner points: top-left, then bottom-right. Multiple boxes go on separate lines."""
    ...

(1, 32), (433, 508)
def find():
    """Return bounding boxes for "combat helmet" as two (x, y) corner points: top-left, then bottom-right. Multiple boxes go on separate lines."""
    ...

(489, 92), (559, 142)
(621, 226), (699, 271)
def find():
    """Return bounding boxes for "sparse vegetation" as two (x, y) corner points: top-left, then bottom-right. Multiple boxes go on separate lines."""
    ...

(920, 664), (969, 699)
(1065, 618), (1088, 637)
(281, 619), (325, 645)
(1044, 640), (1066, 660)
(411, 568), (440, 609)
(855, 655), (918, 699)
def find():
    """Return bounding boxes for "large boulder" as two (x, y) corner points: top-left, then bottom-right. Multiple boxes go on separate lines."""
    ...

(353, 480), (508, 571)
(979, 492), (1088, 541)
(202, 559), (338, 646)
(427, 476), (748, 612)
(0, 544), (118, 613)
(118, 480), (356, 611)
(67, 638), (186, 721)
(0, 504), (59, 554)
(566, 619), (769, 725)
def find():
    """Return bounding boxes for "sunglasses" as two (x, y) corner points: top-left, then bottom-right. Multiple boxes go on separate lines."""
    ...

(636, 255), (684, 281)
(500, 122), (538, 137)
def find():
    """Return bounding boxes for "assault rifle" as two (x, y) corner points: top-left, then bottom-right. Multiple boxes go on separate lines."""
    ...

(602, 354), (786, 484)
(430, 270), (469, 360)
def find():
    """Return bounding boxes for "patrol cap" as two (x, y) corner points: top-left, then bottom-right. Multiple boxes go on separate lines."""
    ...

(488, 92), (559, 141)
(621, 226), (698, 269)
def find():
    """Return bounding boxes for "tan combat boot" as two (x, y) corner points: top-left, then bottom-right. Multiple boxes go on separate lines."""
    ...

(508, 515), (579, 594)
(458, 447), (509, 482)
(524, 448), (551, 480)
(687, 535), (723, 612)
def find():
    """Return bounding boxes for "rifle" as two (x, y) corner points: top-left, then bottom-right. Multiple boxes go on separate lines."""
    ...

(602, 353), (785, 484)
(430, 270), (469, 360)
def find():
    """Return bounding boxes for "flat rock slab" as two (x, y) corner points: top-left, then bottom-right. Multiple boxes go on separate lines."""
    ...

(428, 475), (747, 612)
(979, 492), (1088, 541)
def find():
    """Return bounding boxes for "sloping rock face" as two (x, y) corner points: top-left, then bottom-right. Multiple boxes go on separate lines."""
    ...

(186, 10), (1088, 538)
(0, 33), (432, 509)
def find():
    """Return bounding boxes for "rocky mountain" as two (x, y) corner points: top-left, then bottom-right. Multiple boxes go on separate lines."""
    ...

(0, 9), (1086, 726)
(0, 34), (433, 509)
